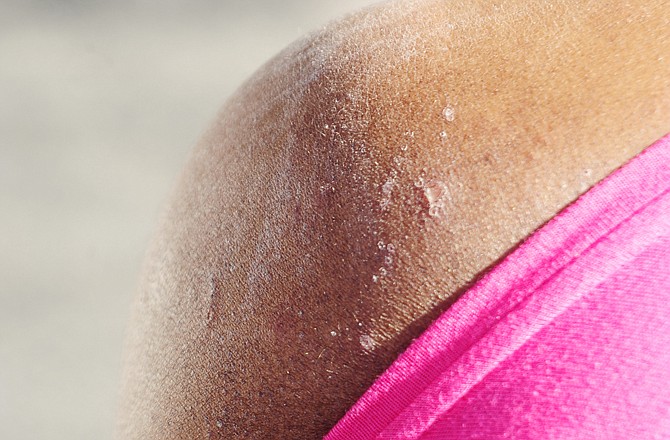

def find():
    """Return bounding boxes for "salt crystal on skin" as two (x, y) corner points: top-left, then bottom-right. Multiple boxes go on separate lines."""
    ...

(443, 105), (455, 121)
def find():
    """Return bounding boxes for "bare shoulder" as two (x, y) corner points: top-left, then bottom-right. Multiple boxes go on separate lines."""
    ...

(118, 1), (669, 438)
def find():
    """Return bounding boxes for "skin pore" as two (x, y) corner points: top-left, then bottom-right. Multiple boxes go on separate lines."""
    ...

(117, 0), (669, 438)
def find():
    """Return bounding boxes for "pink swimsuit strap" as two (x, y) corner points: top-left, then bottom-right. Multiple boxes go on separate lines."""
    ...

(326, 134), (670, 439)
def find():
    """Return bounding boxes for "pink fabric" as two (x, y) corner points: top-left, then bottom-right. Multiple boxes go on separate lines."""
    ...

(326, 134), (670, 439)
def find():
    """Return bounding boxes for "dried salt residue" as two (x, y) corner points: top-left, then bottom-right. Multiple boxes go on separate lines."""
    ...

(380, 178), (395, 210)
(359, 334), (376, 351)
(423, 179), (451, 218)
(442, 105), (455, 122)
(372, 238), (397, 283)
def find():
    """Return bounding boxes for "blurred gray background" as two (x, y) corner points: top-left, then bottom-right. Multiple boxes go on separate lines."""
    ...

(0, 1), (376, 438)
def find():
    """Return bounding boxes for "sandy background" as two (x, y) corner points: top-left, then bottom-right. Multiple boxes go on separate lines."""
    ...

(0, 1), (376, 438)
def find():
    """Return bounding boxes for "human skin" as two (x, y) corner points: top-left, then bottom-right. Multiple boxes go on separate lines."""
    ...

(117, 0), (670, 438)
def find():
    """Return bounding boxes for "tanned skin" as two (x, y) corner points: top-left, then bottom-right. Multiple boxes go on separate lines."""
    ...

(117, 0), (670, 438)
